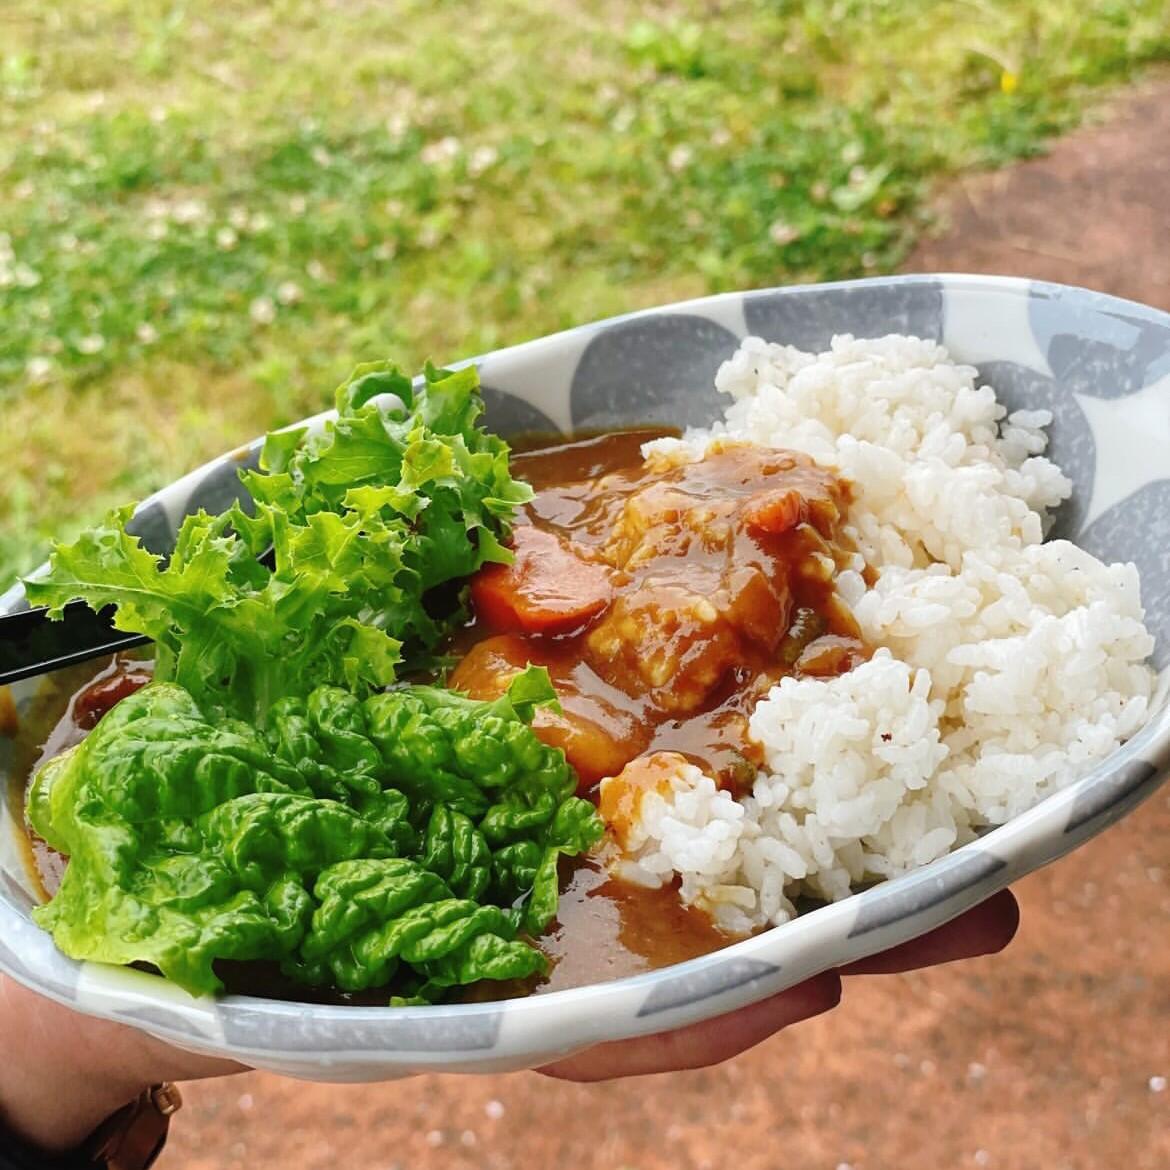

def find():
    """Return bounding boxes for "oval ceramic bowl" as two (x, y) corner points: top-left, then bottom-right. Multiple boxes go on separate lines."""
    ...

(1, 274), (1168, 1082)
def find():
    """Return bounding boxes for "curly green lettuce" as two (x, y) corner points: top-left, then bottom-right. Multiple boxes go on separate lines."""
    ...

(24, 362), (532, 723)
(290, 860), (545, 996)
(27, 671), (602, 998)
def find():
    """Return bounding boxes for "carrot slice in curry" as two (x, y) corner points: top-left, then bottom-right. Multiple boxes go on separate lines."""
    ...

(470, 525), (612, 636)
(742, 488), (806, 536)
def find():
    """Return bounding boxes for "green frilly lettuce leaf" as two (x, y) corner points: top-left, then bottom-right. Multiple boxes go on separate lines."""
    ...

(24, 362), (532, 723)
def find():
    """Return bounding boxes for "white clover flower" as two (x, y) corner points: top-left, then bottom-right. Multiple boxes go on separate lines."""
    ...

(13, 263), (41, 288)
(668, 145), (693, 172)
(136, 323), (159, 344)
(288, 194), (307, 215)
(146, 221), (168, 241)
(216, 226), (238, 250)
(417, 223), (441, 249)
(611, 107), (635, 133)
(420, 136), (460, 166)
(841, 141), (864, 164)
(769, 220), (800, 246)
(26, 357), (52, 382)
(311, 145), (332, 168)
(249, 296), (276, 325)
(228, 206), (249, 230)
(386, 112), (410, 140)
(305, 259), (328, 281)
(710, 126), (731, 147)
(468, 144), (498, 176)
(249, 212), (272, 233)
(77, 335), (106, 355)
(276, 280), (302, 305)
(13, 179), (34, 200)
(372, 242), (396, 261)
(384, 198), (405, 218)
(171, 198), (206, 225)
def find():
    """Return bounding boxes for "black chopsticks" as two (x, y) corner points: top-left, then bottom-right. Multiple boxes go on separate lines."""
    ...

(0, 602), (151, 687)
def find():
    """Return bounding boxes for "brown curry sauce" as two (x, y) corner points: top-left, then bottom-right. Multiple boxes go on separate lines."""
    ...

(453, 430), (864, 799)
(16, 428), (866, 998)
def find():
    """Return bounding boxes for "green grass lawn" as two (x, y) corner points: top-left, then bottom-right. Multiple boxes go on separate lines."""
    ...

(4, 0), (1170, 589)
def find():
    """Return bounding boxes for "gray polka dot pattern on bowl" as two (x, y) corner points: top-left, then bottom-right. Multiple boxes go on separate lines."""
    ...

(1079, 479), (1170, 670)
(1065, 756), (1161, 834)
(479, 384), (564, 440)
(636, 957), (781, 1018)
(973, 360), (1096, 540)
(743, 277), (944, 349)
(123, 499), (174, 556)
(220, 1004), (506, 1053)
(847, 850), (1007, 939)
(182, 450), (261, 518)
(569, 314), (738, 432)
(1029, 281), (1170, 397)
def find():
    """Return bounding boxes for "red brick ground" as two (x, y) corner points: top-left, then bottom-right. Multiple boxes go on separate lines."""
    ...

(165, 80), (1170, 1170)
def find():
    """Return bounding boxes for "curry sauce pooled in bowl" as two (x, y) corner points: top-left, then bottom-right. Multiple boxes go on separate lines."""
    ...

(14, 336), (1158, 1002)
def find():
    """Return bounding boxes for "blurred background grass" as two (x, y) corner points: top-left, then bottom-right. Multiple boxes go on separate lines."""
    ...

(4, 0), (1170, 589)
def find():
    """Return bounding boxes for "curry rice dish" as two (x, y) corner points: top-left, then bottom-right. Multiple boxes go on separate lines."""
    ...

(14, 336), (1156, 1001)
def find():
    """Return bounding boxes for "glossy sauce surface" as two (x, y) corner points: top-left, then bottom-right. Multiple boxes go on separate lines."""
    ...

(451, 430), (865, 793)
(526, 855), (731, 991)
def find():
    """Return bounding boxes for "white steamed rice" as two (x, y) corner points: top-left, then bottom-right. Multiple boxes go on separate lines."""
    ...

(608, 334), (1157, 932)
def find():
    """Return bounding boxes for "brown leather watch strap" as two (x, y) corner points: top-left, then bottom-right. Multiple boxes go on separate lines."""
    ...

(82, 1085), (182, 1170)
